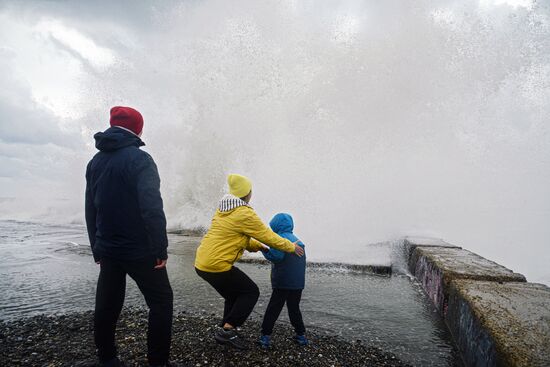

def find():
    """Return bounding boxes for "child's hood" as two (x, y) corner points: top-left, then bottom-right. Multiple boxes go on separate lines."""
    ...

(269, 213), (294, 234)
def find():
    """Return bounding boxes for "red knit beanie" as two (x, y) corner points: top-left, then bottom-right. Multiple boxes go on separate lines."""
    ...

(109, 106), (144, 136)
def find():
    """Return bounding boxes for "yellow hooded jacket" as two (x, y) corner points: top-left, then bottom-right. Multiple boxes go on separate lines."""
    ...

(195, 195), (296, 273)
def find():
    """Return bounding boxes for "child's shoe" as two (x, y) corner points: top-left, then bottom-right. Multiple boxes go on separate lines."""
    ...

(259, 334), (271, 349)
(293, 334), (309, 346)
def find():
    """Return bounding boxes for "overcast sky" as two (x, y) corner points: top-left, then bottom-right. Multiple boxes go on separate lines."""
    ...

(1, 0), (549, 283)
(0, 0), (174, 217)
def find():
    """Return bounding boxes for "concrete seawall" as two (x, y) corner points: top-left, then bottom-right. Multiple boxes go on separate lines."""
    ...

(405, 237), (550, 367)
(238, 257), (392, 276)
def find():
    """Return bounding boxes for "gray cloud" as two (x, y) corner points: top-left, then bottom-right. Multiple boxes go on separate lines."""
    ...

(0, 52), (78, 147)
(0, 0), (179, 34)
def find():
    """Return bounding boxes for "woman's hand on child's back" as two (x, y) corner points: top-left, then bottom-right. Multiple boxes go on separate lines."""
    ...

(293, 241), (305, 257)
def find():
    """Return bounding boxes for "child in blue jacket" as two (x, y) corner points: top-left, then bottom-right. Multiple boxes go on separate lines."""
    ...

(259, 213), (308, 348)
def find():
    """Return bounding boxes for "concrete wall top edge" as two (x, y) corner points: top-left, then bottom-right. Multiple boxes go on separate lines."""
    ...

(408, 238), (546, 366)
(404, 236), (459, 248)
(414, 246), (526, 282)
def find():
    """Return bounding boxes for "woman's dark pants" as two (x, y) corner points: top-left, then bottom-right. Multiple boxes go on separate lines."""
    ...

(195, 266), (259, 327)
(261, 288), (305, 336)
(94, 257), (173, 365)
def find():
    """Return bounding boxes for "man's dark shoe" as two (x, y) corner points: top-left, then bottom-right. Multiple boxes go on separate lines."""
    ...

(101, 357), (125, 367)
(214, 328), (248, 350)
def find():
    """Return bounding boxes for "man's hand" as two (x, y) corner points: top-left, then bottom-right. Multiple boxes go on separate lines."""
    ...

(293, 241), (304, 257)
(154, 258), (167, 269)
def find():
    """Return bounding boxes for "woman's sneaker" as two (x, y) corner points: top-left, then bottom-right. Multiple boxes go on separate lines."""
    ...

(258, 334), (271, 349)
(293, 334), (309, 346)
(214, 328), (248, 350)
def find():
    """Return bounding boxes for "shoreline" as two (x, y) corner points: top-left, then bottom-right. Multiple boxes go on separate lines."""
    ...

(0, 308), (411, 367)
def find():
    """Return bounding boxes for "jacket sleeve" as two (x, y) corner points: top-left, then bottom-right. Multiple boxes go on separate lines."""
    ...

(134, 153), (168, 260)
(246, 238), (264, 252)
(84, 162), (99, 262)
(240, 209), (295, 253)
(262, 248), (285, 263)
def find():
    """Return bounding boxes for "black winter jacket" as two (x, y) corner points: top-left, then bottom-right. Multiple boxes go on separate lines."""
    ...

(85, 127), (168, 262)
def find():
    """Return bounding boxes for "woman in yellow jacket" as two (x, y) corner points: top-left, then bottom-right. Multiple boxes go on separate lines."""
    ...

(195, 174), (304, 350)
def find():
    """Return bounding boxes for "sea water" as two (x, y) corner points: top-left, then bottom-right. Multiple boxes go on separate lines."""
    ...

(0, 220), (460, 366)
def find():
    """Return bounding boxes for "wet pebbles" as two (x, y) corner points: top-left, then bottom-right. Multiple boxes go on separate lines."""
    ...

(0, 308), (411, 366)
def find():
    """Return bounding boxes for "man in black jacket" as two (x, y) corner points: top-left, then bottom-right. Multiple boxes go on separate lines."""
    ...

(85, 106), (173, 367)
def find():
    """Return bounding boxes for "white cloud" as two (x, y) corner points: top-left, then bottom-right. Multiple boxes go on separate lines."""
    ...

(34, 19), (117, 69)
(0, 13), (88, 119)
(0, 0), (549, 285)
(479, 0), (534, 10)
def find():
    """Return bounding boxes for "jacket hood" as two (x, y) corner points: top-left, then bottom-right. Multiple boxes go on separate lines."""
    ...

(269, 213), (294, 234)
(94, 126), (145, 152)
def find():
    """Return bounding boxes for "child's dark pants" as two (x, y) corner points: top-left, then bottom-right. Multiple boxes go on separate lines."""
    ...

(94, 256), (173, 365)
(261, 288), (305, 336)
(195, 266), (260, 327)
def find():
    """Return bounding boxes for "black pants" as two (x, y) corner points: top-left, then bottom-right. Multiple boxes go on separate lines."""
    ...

(195, 266), (259, 327)
(261, 289), (305, 336)
(94, 257), (173, 365)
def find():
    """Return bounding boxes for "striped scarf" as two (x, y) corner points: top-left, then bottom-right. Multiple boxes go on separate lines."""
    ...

(218, 194), (250, 212)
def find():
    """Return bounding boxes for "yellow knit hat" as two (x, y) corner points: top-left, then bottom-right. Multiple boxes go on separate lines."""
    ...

(227, 174), (252, 198)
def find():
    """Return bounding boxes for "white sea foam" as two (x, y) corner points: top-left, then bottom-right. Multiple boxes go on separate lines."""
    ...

(1, 1), (549, 284)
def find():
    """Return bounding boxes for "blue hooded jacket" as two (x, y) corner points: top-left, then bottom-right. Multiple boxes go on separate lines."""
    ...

(85, 127), (168, 262)
(262, 213), (306, 290)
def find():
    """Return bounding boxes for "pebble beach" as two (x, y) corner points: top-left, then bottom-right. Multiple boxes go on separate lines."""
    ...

(0, 308), (412, 367)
